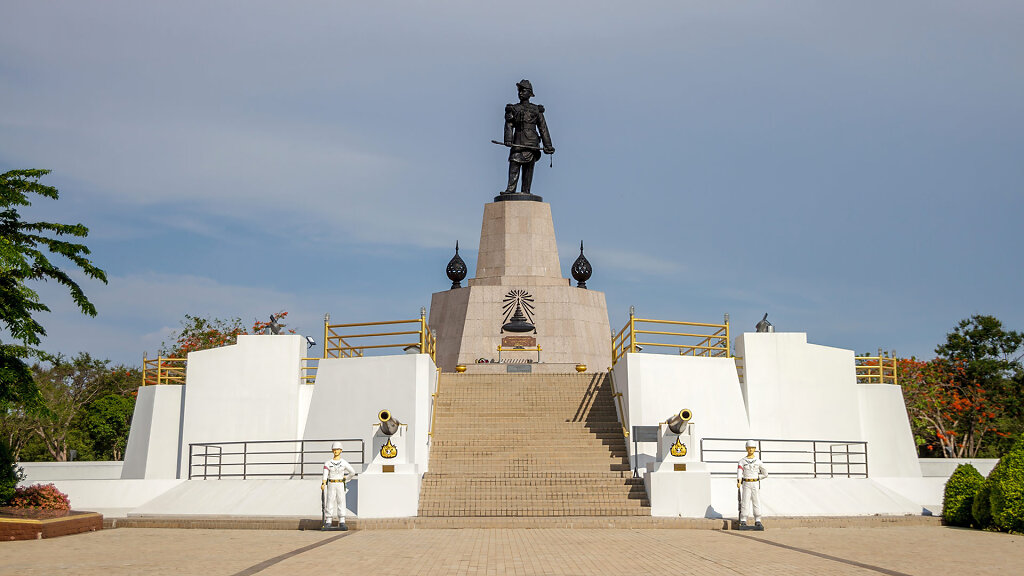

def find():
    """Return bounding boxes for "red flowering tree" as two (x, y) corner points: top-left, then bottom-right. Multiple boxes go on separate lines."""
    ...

(159, 311), (294, 358)
(899, 315), (1023, 458)
(899, 357), (999, 457)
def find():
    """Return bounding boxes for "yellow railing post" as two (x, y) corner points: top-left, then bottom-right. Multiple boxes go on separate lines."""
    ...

(323, 313), (330, 360)
(629, 306), (636, 354)
(419, 307), (427, 354)
(724, 313), (731, 358)
(142, 352), (148, 387)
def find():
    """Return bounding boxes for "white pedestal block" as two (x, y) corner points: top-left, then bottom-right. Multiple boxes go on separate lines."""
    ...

(357, 469), (420, 518)
(644, 462), (712, 518)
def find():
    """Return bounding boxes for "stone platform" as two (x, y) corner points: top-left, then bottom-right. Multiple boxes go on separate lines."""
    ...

(430, 200), (612, 372)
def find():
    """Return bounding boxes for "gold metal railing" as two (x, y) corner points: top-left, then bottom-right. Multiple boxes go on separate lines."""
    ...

(301, 357), (319, 384)
(142, 353), (186, 386)
(322, 308), (437, 364)
(855, 351), (898, 385)
(428, 366), (442, 440)
(612, 307), (731, 366)
(608, 368), (629, 438)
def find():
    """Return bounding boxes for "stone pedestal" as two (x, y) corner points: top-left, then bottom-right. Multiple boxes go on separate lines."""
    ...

(429, 200), (612, 373)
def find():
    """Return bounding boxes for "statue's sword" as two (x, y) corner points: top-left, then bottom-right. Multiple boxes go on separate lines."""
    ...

(491, 140), (554, 167)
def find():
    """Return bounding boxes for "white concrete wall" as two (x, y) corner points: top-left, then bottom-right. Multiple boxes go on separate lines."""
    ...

(857, 383), (922, 478)
(129, 479), (337, 518)
(21, 461), (123, 482)
(38, 479), (183, 516)
(121, 384), (185, 479)
(613, 353), (749, 472)
(178, 335), (305, 478)
(302, 354), (437, 474)
(708, 477), (924, 518)
(737, 333), (862, 440)
(616, 333), (925, 486)
(919, 458), (999, 478)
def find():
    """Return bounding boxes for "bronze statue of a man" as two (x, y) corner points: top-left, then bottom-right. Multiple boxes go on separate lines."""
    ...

(502, 80), (554, 195)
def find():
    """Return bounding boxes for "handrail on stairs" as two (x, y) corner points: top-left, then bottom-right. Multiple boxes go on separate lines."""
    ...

(607, 368), (629, 439)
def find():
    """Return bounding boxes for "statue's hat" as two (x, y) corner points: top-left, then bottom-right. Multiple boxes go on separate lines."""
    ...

(516, 79), (534, 96)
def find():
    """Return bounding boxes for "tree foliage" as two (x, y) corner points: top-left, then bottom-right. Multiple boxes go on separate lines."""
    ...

(159, 311), (293, 357)
(82, 394), (135, 461)
(0, 439), (24, 505)
(899, 315), (1024, 458)
(0, 169), (106, 412)
(6, 355), (139, 462)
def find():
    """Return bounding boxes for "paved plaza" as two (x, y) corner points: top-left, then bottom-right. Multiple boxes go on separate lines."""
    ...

(0, 525), (1020, 575)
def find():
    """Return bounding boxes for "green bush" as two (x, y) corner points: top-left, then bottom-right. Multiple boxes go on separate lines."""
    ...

(0, 439), (25, 505)
(943, 463), (985, 526)
(972, 478), (994, 529)
(990, 435), (1024, 533)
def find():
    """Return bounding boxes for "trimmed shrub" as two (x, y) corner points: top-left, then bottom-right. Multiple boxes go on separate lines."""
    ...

(8, 483), (71, 511)
(990, 435), (1024, 533)
(943, 463), (985, 526)
(0, 440), (25, 505)
(972, 478), (994, 529)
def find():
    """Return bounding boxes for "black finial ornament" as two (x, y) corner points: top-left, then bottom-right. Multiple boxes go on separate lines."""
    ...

(446, 241), (467, 289)
(571, 241), (592, 289)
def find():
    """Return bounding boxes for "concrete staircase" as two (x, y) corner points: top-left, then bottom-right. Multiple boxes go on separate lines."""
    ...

(419, 372), (650, 517)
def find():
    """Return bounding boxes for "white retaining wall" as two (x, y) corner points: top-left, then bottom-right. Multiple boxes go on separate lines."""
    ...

(919, 458), (999, 478)
(121, 384), (185, 479)
(303, 354), (438, 474)
(21, 461), (123, 482)
(613, 332), (927, 517)
(177, 335), (305, 478)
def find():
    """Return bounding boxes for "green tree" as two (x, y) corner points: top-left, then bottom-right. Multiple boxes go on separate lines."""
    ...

(935, 315), (1024, 457)
(24, 353), (123, 461)
(82, 394), (135, 460)
(0, 169), (107, 411)
(0, 439), (25, 505)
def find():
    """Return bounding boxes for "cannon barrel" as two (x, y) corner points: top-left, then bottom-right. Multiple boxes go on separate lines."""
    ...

(378, 409), (401, 436)
(666, 408), (692, 434)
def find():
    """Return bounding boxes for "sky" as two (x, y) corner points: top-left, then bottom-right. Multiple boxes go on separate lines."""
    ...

(1, 1), (1022, 366)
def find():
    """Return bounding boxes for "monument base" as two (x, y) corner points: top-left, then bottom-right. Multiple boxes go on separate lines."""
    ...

(429, 284), (611, 372)
(430, 199), (613, 372)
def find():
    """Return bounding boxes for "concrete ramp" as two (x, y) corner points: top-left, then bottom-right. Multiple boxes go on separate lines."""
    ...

(129, 479), (356, 518)
(708, 477), (925, 518)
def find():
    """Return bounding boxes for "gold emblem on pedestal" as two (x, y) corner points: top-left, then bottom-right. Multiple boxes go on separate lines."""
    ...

(380, 438), (398, 459)
(670, 437), (687, 457)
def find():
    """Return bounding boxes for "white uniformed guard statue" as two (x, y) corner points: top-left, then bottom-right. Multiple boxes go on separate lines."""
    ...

(737, 440), (768, 530)
(321, 441), (356, 531)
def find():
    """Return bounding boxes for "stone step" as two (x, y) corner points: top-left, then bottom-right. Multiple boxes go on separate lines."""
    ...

(422, 372), (645, 518)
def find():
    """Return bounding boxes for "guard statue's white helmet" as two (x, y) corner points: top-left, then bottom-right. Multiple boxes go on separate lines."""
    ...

(331, 441), (343, 450)
(745, 440), (757, 449)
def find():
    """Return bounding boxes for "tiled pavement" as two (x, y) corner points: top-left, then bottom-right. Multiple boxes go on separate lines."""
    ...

(1, 525), (1020, 575)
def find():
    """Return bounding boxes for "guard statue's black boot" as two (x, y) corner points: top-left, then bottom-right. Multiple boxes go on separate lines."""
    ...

(338, 523), (349, 531)
(754, 521), (764, 531)
(738, 520), (748, 530)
